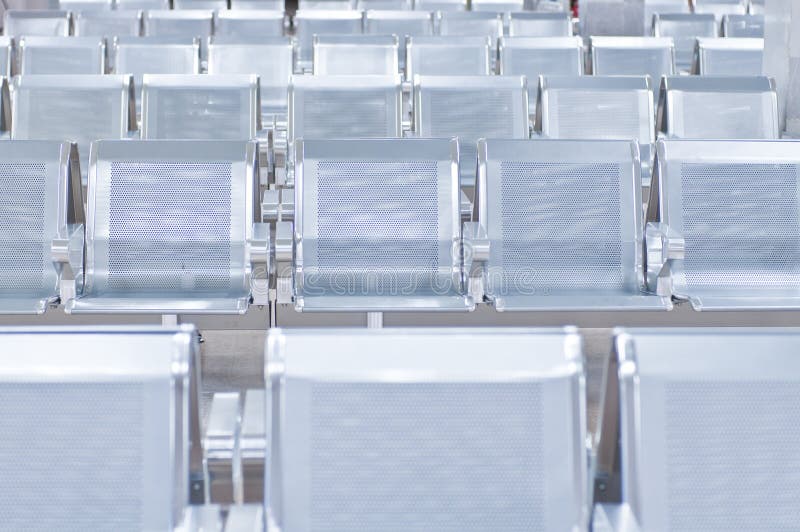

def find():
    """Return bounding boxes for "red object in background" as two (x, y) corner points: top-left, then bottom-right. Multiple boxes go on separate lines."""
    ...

(572, 0), (578, 17)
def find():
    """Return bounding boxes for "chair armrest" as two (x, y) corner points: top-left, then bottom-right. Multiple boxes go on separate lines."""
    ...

(262, 189), (294, 222)
(205, 392), (242, 505)
(51, 223), (84, 304)
(592, 503), (641, 532)
(645, 222), (684, 296)
(248, 223), (270, 306)
(274, 221), (294, 304)
(462, 222), (489, 301)
(460, 190), (473, 221)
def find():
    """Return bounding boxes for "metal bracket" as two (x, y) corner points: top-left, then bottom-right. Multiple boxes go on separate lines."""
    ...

(645, 222), (684, 296)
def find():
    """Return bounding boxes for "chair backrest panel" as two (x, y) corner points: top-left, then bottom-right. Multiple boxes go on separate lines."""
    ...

(74, 10), (142, 37)
(3, 10), (70, 37)
(508, 12), (572, 36)
(212, 10), (285, 38)
(364, 11), (434, 69)
(590, 36), (675, 92)
(722, 13), (764, 37)
(143, 10), (214, 39)
(313, 35), (399, 76)
(19, 37), (105, 75)
(653, 13), (717, 72)
(293, 10), (363, 64)
(0, 37), (11, 77)
(694, 36), (763, 75)
(406, 36), (491, 79)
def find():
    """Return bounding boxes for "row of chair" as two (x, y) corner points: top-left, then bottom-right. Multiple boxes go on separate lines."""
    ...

(3, 136), (799, 317)
(4, 325), (798, 530)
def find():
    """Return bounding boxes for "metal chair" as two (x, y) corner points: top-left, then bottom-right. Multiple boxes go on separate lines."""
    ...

(581, 0), (644, 37)
(507, 12), (572, 37)
(143, 10), (213, 62)
(536, 75), (656, 186)
(721, 13), (764, 36)
(0, 141), (84, 314)
(590, 36), (675, 97)
(692, 36), (763, 75)
(357, 0), (412, 9)
(643, 0), (689, 36)
(414, 75), (529, 189)
(413, 0), (467, 10)
(692, 0), (747, 19)
(3, 10), (71, 37)
(212, 10), (285, 38)
(17, 36), (105, 75)
(471, 139), (670, 310)
(313, 34), (399, 75)
(173, 0), (227, 7)
(266, 327), (588, 531)
(73, 10), (143, 37)
(652, 13), (717, 72)
(363, 10), (435, 70)
(405, 35), (492, 80)
(115, 0), (169, 7)
(657, 76), (778, 139)
(471, 0), (524, 11)
(615, 328), (800, 531)
(436, 11), (504, 41)
(298, 0), (353, 8)
(67, 139), (268, 314)
(292, 10), (363, 69)
(230, 0), (284, 8)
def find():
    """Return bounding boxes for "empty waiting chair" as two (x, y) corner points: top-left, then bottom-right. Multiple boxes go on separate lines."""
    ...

(470, 139), (670, 311)
(68, 139), (267, 313)
(405, 36), (492, 80)
(298, 0), (353, 8)
(471, 0), (524, 10)
(212, 10), (285, 38)
(414, 75), (529, 188)
(357, 0), (412, 8)
(646, 139), (800, 309)
(437, 11), (504, 41)
(537, 76), (656, 186)
(363, 11), (435, 70)
(58, 0), (112, 9)
(18, 37), (106, 75)
(692, 0), (746, 19)
(590, 36), (675, 96)
(207, 36), (295, 121)
(115, 0), (170, 7)
(616, 328), (800, 531)
(3, 10), (70, 37)
(653, 13), (717, 72)
(267, 327), (588, 530)
(73, 10), (143, 38)
(143, 10), (213, 60)
(0, 326), (201, 529)
(141, 74), (260, 140)
(10, 75), (136, 184)
(657, 76), (778, 139)
(173, 0), (227, 7)
(230, 0), (285, 8)
(293, 10), (363, 68)
(0, 37), (11, 77)
(692, 36), (763, 75)
(0, 141), (84, 314)
(414, 0), (467, 10)
(508, 12), (573, 37)
(313, 35), (399, 75)
(581, 0), (645, 37)
(644, 0), (689, 35)
(279, 138), (473, 311)
(722, 13), (764, 36)
(497, 36), (583, 115)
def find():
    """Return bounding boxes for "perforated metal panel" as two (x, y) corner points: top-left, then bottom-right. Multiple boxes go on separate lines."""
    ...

(4, 12), (70, 37)
(143, 11), (213, 39)
(20, 37), (105, 75)
(545, 89), (648, 140)
(697, 41), (763, 75)
(670, 92), (777, 139)
(294, 12), (363, 64)
(213, 11), (285, 38)
(679, 162), (800, 289)
(406, 40), (490, 77)
(591, 39), (675, 91)
(581, 1), (644, 37)
(499, 38), (582, 109)
(74, 11), (142, 38)
(654, 14), (717, 72)
(508, 13), (572, 37)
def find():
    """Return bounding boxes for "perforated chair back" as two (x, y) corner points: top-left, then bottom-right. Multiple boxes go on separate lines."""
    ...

(692, 0), (746, 19)
(471, 0), (523, 10)
(437, 11), (504, 41)
(288, 74), (402, 142)
(116, 0), (169, 8)
(693, 36), (763, 75)
(141, 74), (259, 140)
(10, 74), (136, 184)
(3, 10), (71, 37)
(71, 140), (259, 314)
(581, 0), (644, 37)
(73, 10), (142, 37)
(649, 139), (800, 309)
(508, 12), (572, 37)
(590, 37), (675, 95)
(212, 10), (285, 38)
(477, 139), (667, 310)
(293, 138), (471, 311)
(657, 76), (778, 139)
(298, 0), (353, 9)
(357, 0), (412, 9)
(537, 75), (655, 185)
(363, 11), (434, 70)
(498, 36), (583, 114)
(293, 10), (363, 66)
(413, 0), (466, 10)
(231, 0), (284, 8)
(414, 75), (529, 189)
(267, 327), (588, 531)
(721, 13), (763, 36)
(18, 36), (105, 75)
(0, 141), (84, 314)
(653, 13), (717, 72)
(173, 0), (226, 7)
(0, 37), (11, 77)
(405, 36), (492, 80)
(58, 0), (113, 10)
(143, 10), (213, 40)
(643, 0), (689, 35)
(616, 328), (800, 531)
(207, 36), (295, 120)
(0, 326), (198, 529)
(313, 35), (399, 75)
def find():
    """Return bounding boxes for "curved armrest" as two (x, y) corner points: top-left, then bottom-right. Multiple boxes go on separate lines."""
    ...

(462, 222), (489, 301)
(248, 223), (270, 305)
(51, 223), (85, 303)
(274, 221), (295, 304)
(645, 222), (685, 296)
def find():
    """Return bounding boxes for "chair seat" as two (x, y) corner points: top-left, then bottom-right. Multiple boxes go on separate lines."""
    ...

(297, 294), (475, 312)
(491, 292), (672, 312)
(0, 296), (55, 315)
(66, 295), (250, 314)
(675, 289), (800, 311)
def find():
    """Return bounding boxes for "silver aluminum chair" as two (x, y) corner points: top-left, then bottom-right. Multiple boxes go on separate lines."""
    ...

(363, 11), (435, 70)
(436, 11), (504, 41)
(414, 75), (529, 189)
(652, 13), (717, 73)
(230, 0), (285, 8)
(643, 0), (689, 36)
(616, 328), (800, 531)
(17, 36), (106, 75)
(536, 75), (656, 186)
(3, 10), (70, 37)
(721, 13), (764, 36)
(68, 139), (268, 314)
(313, 34), (399, 75)
(143, 10), (213, 61)
(141, 74), (260, 141)
(646, 139), (800, 310)
(115, 0), (169, 7)
(0, 326), (202, 530)
(581, 0), (644, 37)
(657, 76), (778, 139)
(58, 0), (112, 9)
(0, 141), (84, 314)
(692, 36), (763, 75)
(293, 10), (363, 68)
(10, 75), (136, 185)
(497, 36), (583, 117)
(266, 327), (588, 531)
(207, 36), (295, 122)
(507, 12), (572, 37)
(414, 0), (467, 10)
(73, 10), (143, 38)
(0, 37), (11, 77)
(471, 0), (524, 11)
(281, 138), (473, 311)
(692, 0), (746, 19)
(590, 36), (675, 97)
(357, 0), (413, 9)
(405, 35), (492, 80)
(298, 0), (354, 8)
(212, 10), (285, 38)
(471, 139), (670, 311)
(174, 0), (227, 7)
